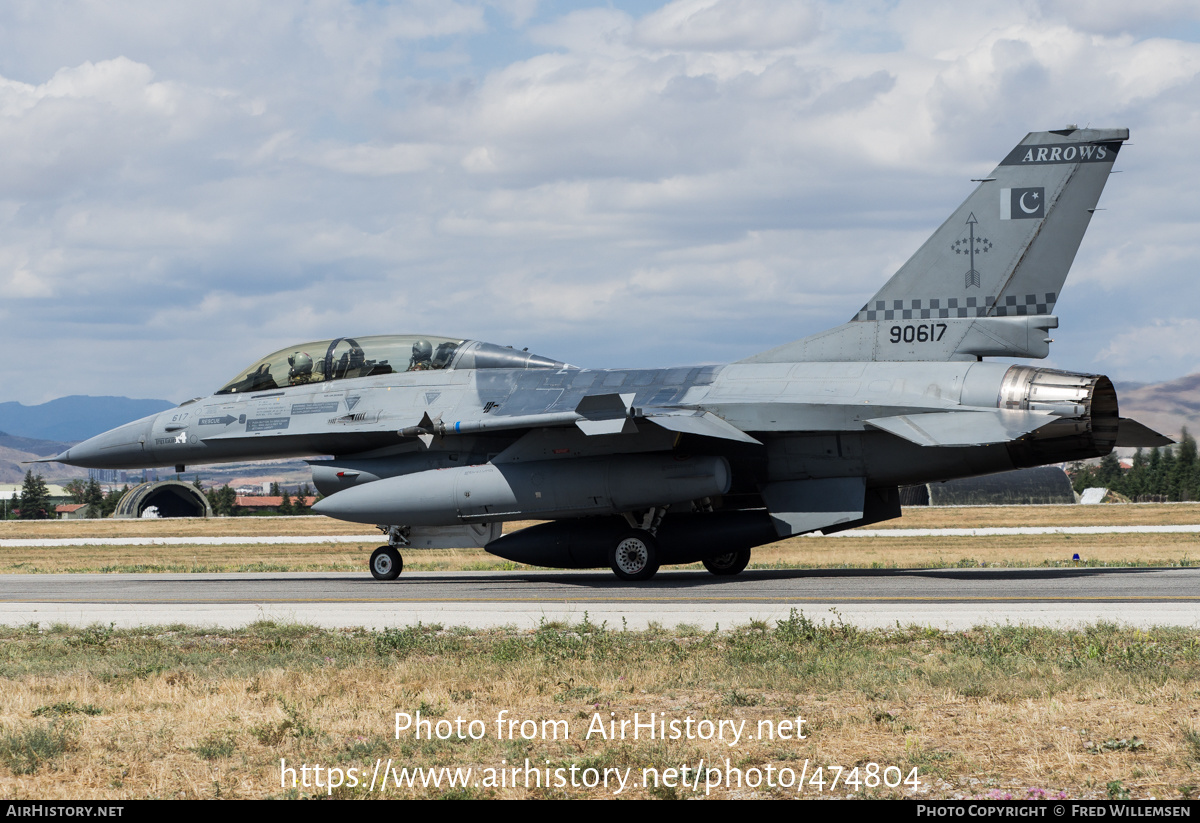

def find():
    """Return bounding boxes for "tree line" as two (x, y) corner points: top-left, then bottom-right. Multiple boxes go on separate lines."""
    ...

(203, 481), (317, 516)
(6, 472), (319, 519)
(1070, 429), (1200, 502)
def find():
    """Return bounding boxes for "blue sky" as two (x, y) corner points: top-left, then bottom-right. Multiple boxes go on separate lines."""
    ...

(3, 0), (1200, 403)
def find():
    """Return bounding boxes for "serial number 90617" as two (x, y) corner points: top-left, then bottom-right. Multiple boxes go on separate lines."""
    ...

(889, 323), (947, 343)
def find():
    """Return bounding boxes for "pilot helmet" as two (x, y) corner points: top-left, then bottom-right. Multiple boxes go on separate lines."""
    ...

(412, 339), (433, 362)
(288, 351), (313, 377)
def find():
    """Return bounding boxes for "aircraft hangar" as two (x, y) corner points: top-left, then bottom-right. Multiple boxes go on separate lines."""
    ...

(113, 479), (213, 519)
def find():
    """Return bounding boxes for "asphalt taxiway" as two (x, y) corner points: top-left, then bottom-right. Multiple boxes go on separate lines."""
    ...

(2, 566), (1198, 630)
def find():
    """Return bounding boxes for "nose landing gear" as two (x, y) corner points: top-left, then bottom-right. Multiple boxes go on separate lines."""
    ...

(370, 546), (403, 580)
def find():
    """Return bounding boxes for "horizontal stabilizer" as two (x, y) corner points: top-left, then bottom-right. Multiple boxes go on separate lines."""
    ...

(1116, 418), (1175, 448)
(865, 409), (1054, 447)
(645, 410), (762, 444)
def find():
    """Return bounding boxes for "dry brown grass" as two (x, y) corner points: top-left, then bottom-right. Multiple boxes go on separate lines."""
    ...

(0, 516), (376, 540)
(755, 532), (1200, 569)
(1, 621), (1197, 800)
(2, 505), (1199, 573)
(875, 503), (1200, 529)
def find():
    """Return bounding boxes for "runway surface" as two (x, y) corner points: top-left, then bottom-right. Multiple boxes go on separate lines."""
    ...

(3, 566), (1199, 631)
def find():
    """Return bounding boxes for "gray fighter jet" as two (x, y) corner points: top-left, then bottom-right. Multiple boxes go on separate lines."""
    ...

(51, 127), (1170, 581)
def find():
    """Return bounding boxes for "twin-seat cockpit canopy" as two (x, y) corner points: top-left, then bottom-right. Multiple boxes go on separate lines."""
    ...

(216, 334), (566, 395)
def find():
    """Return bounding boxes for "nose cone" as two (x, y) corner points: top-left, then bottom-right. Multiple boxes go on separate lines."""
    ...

(54, 414), (156, 469)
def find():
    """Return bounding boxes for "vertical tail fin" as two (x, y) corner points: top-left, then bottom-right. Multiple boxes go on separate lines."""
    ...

(746, 127), (1128, 363)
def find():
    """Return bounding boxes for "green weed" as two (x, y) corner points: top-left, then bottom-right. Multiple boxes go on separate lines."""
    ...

(0, 721), (75, 775)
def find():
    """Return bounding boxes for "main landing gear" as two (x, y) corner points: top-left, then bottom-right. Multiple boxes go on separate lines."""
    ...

(610, 531), (660, 582)
(610, 499), (751, 580)
(702, 548), (751, 576)
(611, 505), (672, 582)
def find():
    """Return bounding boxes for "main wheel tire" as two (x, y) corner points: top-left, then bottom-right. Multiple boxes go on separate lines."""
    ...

(370, 546), (403, 580)
(702, 548), (751, 576)
(610, 532), (660, 581)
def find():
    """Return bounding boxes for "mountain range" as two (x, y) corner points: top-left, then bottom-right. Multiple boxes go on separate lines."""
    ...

(0, 396), (175, 443)
(1114, 374), (1200, 442)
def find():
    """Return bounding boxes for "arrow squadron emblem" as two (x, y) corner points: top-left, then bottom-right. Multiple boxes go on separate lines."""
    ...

(952, 212), (992, 288)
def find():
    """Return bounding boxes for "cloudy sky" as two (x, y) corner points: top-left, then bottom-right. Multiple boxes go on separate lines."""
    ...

(3, 0), (1200, 405)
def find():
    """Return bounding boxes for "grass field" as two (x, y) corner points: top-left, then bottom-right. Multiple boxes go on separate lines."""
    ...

(2, 504), (1200, 573)
(1, 619), (1198, 800)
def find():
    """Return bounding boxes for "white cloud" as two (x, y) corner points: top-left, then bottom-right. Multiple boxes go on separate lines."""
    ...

(1035, 0), (1200, 37)
(4, 265), (55, 299)
(1096, 319), (1200, 378)
(310, 143), (450, 176)
(528, 8), (634, 54)
(635, 0), (822, 51)
(1, 1), (1200, 403)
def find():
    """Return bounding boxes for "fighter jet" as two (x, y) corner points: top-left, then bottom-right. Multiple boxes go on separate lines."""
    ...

(52, 127), (1170, 581)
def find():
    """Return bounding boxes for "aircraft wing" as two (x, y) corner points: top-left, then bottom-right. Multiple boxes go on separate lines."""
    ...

(398, 393), (760, 444)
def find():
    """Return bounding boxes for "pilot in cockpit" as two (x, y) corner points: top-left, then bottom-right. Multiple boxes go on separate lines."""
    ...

(409, 339), (433, 371)
(288, 352), (314, 385)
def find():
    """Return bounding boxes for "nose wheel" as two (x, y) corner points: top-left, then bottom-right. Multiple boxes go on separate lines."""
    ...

(610, 532), (660, 581)
(370, 546), (403, 580)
